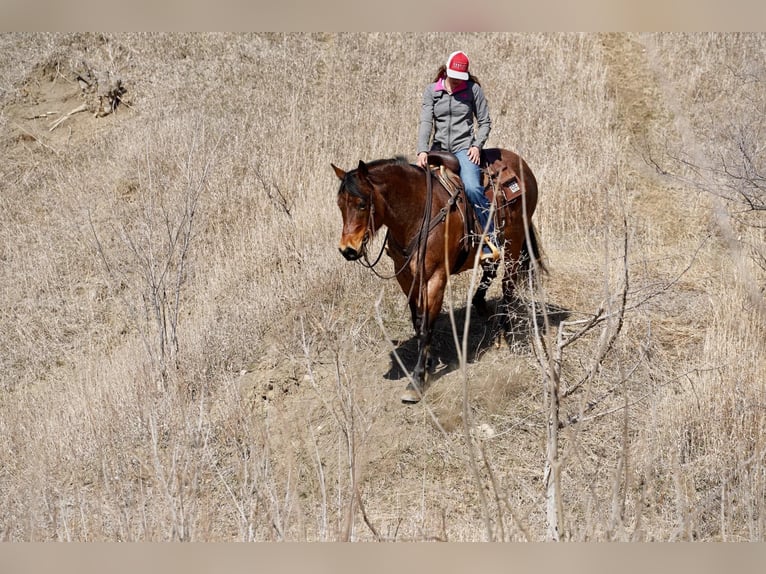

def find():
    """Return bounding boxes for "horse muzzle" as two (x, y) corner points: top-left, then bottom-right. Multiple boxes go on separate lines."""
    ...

(338, 229), (369, 261)
(339, 246), (362, 261)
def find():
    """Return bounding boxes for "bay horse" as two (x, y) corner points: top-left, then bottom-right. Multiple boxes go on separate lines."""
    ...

(332, 148), (544, 404)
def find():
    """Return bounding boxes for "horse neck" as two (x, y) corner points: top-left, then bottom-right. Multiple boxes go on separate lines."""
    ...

(371, 165), (429, 242)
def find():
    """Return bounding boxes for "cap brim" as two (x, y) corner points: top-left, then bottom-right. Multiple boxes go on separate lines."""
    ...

(446, 69), (469, 80)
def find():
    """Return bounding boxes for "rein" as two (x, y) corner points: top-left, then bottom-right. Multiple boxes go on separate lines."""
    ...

(414, 164), (435, 314)
(359, 228), (391, 276)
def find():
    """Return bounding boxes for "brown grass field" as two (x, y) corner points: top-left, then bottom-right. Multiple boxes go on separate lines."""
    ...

(0, 32), (764, 541)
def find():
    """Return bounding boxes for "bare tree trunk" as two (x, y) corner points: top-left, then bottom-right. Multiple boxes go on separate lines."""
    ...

(543, 369), (562, 541)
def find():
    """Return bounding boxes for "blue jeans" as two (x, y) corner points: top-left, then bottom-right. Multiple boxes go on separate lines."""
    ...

(454, 149), (494, 248)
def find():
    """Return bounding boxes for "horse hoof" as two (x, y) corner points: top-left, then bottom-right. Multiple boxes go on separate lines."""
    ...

(473, 299), (492, 318)
(401, 388), (422, 404)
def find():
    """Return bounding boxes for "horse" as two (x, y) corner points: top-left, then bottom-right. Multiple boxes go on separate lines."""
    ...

(332, 148), (545, 404)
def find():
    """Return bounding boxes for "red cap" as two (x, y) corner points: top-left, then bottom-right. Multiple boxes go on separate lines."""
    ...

(446, 51), (469, 80)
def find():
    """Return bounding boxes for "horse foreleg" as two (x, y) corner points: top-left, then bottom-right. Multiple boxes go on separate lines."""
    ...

(401, 271), (446, 404)
(401, 312), (431, 404)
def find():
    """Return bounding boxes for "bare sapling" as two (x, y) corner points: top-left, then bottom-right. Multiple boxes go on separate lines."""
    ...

(89, 127), (219, 386)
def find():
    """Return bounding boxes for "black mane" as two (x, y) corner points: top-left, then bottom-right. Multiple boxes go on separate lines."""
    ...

(338, 156), (412, 199)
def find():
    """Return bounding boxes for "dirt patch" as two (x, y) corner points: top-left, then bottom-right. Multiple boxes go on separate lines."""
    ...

(2, 59), (132, 155)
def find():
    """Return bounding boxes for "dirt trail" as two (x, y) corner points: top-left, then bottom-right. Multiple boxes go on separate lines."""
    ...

(599, 33), (703, 259)
(599, 33), (674, 204)
(598, 33), (714, 361)
(601, 34), (676, 142)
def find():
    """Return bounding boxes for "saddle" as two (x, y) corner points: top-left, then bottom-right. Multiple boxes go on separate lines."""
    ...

(426, 150), (526, 250)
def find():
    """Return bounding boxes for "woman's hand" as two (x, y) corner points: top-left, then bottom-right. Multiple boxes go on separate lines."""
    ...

(467, 146), (481, 165)
(417, 152), (429, 168)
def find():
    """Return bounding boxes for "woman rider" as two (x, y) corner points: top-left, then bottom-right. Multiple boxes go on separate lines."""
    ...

(416, 50), (497, 262)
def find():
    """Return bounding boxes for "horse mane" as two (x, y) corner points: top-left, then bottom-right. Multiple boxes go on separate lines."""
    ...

(366, 156), (410, 169)
(339, 156), (413, 199)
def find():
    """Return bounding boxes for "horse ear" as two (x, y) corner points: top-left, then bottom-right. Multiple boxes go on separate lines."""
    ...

(331, 163), (346, 180)
(357, 160), (369, 180)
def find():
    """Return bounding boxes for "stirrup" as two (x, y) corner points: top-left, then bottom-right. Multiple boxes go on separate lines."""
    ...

(480, 237), (500, 263)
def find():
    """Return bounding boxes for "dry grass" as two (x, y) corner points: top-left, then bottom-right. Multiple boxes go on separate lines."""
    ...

(0, 32), (764, 541)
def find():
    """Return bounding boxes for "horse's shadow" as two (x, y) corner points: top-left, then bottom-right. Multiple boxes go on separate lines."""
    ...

(383, 298), (571, 383)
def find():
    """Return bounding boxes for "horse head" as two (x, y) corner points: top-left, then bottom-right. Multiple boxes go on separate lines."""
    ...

(332, 161), (375, 261)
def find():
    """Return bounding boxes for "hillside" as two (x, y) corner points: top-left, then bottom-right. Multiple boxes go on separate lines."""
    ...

(0, 32), (764, 541)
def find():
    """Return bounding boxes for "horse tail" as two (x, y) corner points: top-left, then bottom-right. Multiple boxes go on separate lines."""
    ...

(520, 223), (548, 277)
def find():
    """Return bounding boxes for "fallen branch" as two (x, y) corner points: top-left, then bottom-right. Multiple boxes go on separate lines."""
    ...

(49, 103), (87, 132)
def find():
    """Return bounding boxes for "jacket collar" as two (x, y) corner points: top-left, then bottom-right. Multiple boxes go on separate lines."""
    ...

(435, 77), (468, 94)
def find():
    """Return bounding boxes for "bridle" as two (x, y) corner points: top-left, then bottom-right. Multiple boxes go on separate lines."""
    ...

(345, 166), (458, 281)
(351, 187), (404, 280)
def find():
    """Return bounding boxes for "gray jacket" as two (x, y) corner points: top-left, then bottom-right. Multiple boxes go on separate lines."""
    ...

(417, 78), (492, 155)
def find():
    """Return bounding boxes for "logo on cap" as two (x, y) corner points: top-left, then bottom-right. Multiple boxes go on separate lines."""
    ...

(446, 51), (469, 80)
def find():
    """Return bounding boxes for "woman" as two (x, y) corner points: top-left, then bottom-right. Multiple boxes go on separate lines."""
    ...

(416, 50), (497, 262)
